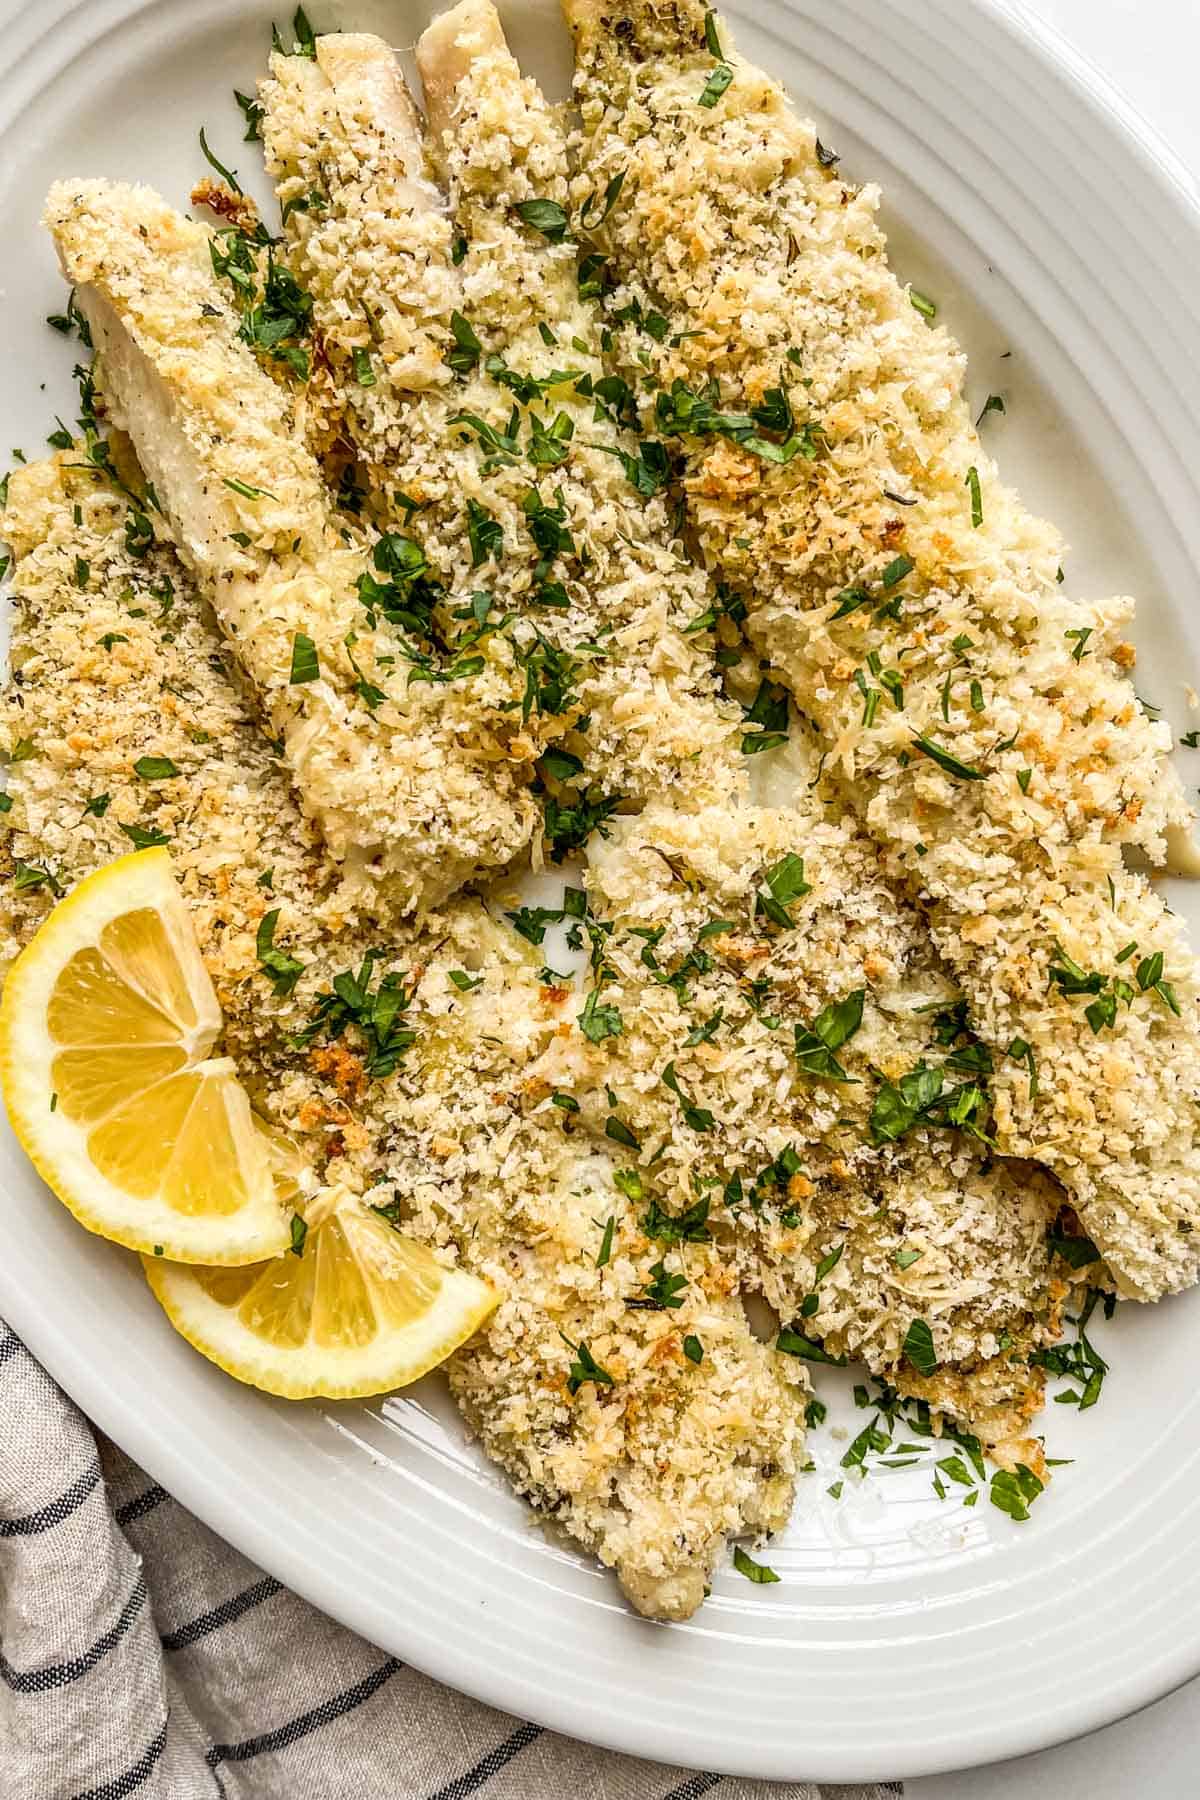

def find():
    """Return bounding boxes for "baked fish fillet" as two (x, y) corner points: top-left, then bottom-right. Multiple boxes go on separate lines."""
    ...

(0, 450), (805, 1621)
(44, 178), (538, 916)
(580, 769), (1065, 1462)
(563, 0), (1200, 1300)
(257, 14), (744, 822)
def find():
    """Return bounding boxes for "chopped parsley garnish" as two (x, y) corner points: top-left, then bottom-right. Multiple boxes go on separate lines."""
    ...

(1136, 949), (1181, 1015)
(578, 170), (626, 229)
(504, 904), (566, 946)
(515, 631), (586, 722)
(448, 311), (483, 376)
(683, 1334), (704, 1365)
(1032, 1285), (1111, 1410)
(732, 1545), (780, 1585)
(595, 1215), (616, 1268)
(880, 553), (915, 588)
(976, 393), (1006, 425)
(793, 987), (864, 1082)
(660, 1060), (715, 1132)
(1180, 730), (1200, 748)
(133, 756), (179, 781)
(965, 464), (983, 528)
(561, 1333), (613, 1395)
(46, 289), (92, 345)
(543, 786), (624, 861)
(698, 62), (734, 109)
(522, 486), (575, 564)
(1064, 626), (1092, 662)
(292, 950), (416, 1079)
(234, 88), (264, 141)
(515, 198), (571, 243)
(593, 438), (671, 500)
(910, 735), (986, 781)
(447, 969), (483, 993)
(289, 1213), (308, 1258)
(578, 982), (624, 1044)
(869, 1061), (991, 1146)
(223, 476), (276, 501)
(655, 377), (819, 465)
(902, 1317), (937, 1376)
(12, 859), (63, 896)
(460, 500), (503, 568)
(683, 1008), (723, 1047)
(909, 289), (937, 319)
(527, 409), (575, 469)
(1048, 943), (1104, 998)
(755, 851), (811, 928)
(1046, 1225), (1102, 1270)
(82, 794), (111, 819)
(118, 823), (170, 850)
(255, 909), (305, 998)
(628, 1259), (687, 1311)
(450, 409), (522, 466)
(776, 1329), (847, 1366)
(289, 632), (319, 684)
(740, 678), (789, 755)
(198, 125), (242, 194)
(605, 1116), (640, 1150)
(989, 1464), (1044, 1522)
(641, 1194), (711, 1246)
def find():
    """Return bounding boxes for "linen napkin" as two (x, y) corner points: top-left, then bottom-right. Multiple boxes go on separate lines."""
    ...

(0, 1320), (898, 1800)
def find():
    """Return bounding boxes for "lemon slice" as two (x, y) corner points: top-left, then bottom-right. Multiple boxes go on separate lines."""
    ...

(0, 848), (289, 1263)
(143, 1186), (498, 1398)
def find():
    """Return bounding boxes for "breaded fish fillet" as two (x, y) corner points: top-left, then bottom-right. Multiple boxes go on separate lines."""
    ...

(0, 451), (805, 1618)
(45, 178), (539, 916)
(563, 0), (1200, 1299)
(579, 766), (1065, 1460)
(257, 16), (744, 823)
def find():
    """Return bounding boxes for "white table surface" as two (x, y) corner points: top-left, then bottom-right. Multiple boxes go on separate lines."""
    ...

(910, 9), (1200, 1795)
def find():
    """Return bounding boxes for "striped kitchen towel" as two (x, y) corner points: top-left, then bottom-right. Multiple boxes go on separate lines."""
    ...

(0, 1320), (898, 1800)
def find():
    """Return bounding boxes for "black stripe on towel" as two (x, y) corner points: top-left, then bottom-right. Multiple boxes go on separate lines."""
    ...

(0, 1458), (102, 1537)
(425, 1722), (543, 1800)
(114, 1483), (169, 1528)
(161, 1576), (282, 1652)
(662, 1777), (723, 1800)
(70, 1719), (167, 1800)
(206, 1656), (402, 1765)
(0, 1574), (147, 1692)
